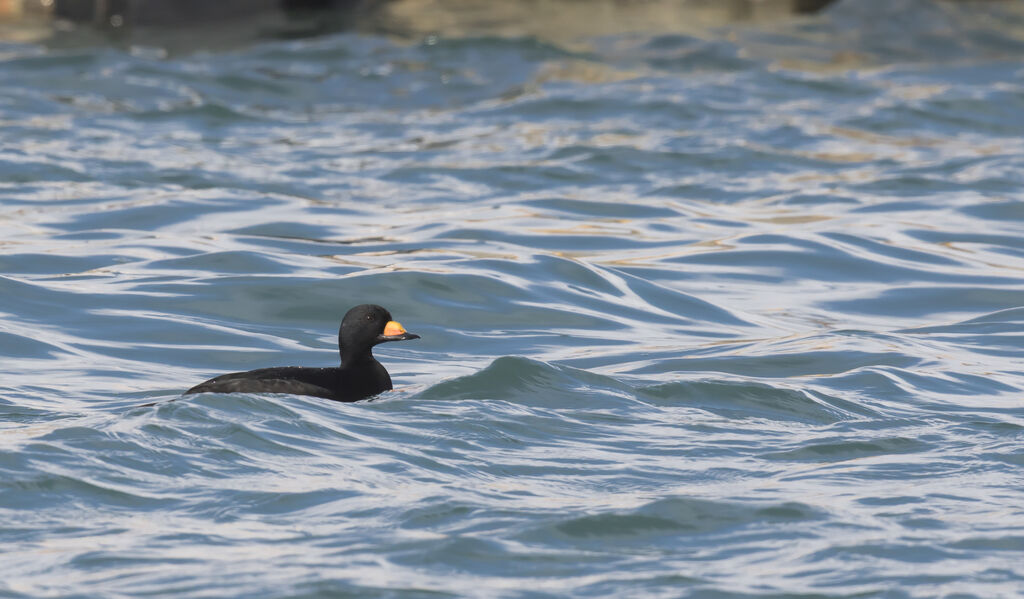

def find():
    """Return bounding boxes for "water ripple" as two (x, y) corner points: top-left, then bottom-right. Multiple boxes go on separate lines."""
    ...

(2, 2), (1024, 597)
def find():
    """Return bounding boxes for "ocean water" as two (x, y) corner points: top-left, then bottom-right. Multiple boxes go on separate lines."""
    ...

(2, 1), (1024, 597)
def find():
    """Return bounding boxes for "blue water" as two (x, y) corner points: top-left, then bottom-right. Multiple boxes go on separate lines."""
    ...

(2, 1), (1024, 596)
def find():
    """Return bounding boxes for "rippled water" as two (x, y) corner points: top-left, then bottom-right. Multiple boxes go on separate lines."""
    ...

(3, 1), (1024, 596)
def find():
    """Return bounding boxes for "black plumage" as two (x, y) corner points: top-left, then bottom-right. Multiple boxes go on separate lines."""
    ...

(184, 304), (419, 402)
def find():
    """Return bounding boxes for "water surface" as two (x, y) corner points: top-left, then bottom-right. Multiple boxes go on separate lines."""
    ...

(2, 1), (1024, 597)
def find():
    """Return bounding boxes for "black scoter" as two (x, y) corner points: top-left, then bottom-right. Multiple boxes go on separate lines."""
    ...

(184, 304), (419, 402)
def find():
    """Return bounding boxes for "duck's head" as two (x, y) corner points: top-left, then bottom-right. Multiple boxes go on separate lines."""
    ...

(339, 304), (419, 363)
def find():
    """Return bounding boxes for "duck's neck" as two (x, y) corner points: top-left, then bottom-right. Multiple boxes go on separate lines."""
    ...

(340, 349), (376, 369)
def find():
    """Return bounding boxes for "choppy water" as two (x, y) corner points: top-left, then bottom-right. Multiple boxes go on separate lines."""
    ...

(3, 1), (1024, 597)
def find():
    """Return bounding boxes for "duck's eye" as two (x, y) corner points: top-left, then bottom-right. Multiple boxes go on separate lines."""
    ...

(365, 314), (374, 321)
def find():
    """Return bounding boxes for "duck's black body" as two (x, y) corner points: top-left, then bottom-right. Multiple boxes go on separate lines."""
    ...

(185, 304), (419, 402)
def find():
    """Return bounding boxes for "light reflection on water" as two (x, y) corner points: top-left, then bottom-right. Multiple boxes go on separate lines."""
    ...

(1, 1), (1024, 597)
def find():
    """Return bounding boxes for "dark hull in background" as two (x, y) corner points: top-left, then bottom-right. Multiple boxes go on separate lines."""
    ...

(0, 0), (389, 47)
(52, 0), (372, 27)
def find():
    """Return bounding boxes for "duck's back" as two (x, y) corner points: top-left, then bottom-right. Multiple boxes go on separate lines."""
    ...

(184, 367), (338, 400)
(184, 361), (392, 402)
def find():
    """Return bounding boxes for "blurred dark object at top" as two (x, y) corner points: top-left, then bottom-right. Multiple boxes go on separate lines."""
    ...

(794, 0), (838, 12)
(10, 0), (841, 35)
(52, 0), (376, 27)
